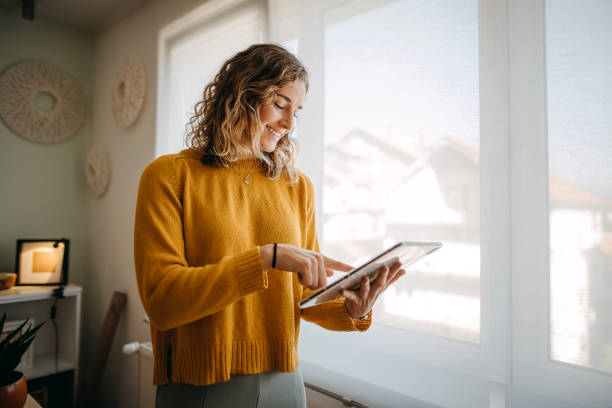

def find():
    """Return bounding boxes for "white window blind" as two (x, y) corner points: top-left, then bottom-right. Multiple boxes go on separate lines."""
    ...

(322, 0), (480, 344)
(294, 1), (496, 407)
(546, 0), (612, 374)
(511, 1), (612, 407)
(156, 0), (266, 157)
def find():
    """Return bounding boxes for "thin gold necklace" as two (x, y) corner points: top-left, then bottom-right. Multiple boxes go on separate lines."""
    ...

(232, 162), (258, 185)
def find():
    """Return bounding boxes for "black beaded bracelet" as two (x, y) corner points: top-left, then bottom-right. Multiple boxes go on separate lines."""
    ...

(272, 243), (277, 268)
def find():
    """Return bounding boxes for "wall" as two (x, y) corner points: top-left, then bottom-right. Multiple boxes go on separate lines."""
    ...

(85, 1), (215, 406)
(0, 9), (91, 352)
(0, 2), (217, 406)
(0, 10), (91, 281)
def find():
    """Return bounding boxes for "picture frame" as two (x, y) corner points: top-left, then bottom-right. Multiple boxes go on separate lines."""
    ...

(15, 239), (69, 286)
(0, 319), (35, 371)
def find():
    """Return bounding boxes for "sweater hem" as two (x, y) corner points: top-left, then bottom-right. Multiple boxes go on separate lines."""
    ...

(153, 339), (299, 386)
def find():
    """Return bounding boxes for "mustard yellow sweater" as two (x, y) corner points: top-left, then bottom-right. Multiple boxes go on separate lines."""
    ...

(134, 149), (371, 386)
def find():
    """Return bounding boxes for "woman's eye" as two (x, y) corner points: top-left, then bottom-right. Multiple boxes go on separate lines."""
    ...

(275, 102), (299, 118)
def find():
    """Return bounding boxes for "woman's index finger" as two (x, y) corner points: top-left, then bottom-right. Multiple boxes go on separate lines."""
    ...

(322, 255), (354, 272)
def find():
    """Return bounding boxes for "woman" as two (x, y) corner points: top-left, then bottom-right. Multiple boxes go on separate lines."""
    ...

(134, 43), (406, 407)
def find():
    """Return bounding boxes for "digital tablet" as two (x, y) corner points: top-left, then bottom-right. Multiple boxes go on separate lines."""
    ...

(299, 241), (442, 309)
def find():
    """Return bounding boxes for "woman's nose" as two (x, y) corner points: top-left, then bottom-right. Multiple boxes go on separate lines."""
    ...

(281, 111), (295, 132)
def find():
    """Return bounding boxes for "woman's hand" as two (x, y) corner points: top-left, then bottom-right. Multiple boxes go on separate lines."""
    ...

(341, 261), (406, 320)
(260, 243), (353, 290)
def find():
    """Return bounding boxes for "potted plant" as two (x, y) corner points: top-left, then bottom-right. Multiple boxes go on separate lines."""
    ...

(0, 313), (44, 408)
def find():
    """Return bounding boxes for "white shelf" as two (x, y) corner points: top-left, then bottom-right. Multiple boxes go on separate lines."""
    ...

(23, 353), (75, 379)
(0, 284), (81, 304)
(0, 283), (81, 399)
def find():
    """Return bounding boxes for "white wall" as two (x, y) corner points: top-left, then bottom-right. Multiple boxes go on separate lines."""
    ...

(0, 11), (92, 402)
(85, 1), (215, 406)
(0, 10), (91, 287)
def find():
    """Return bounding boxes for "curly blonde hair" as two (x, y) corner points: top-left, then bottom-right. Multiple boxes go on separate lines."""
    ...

(186, 43), (309, 183)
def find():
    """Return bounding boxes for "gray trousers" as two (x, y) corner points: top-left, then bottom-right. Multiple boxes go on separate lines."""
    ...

(155, 353), (307, 408)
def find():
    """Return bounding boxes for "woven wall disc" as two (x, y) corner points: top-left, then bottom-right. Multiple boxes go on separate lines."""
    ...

(85, 149), (111, 197)
(112, 58), (146, 128)
(0, 61), (86, 143)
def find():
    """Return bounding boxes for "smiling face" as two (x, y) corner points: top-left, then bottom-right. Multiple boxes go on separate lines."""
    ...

(257, 80), (306, 153)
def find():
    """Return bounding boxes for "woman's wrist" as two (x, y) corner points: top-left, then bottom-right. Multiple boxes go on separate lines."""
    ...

(344, 302), (370, 321)
(352, 309), (371, 321)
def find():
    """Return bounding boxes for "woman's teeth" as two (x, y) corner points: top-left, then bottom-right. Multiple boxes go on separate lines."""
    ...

(267, 126), (282, 138)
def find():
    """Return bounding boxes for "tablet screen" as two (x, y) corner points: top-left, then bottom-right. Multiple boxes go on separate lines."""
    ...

(299, 241), (442, 309)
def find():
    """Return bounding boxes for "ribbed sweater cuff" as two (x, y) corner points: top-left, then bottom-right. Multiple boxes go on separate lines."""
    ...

(333, 301), (372, 332)
(235, 247), (268, 295)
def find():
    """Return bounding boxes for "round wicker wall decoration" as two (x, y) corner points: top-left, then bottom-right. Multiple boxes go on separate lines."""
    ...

(112, 58), (146, 128)
(0, 61), (86, 143)
(85, 149), (111, 197)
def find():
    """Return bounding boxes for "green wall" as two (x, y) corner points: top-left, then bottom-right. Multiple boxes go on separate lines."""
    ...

(0, 9), (92, 285)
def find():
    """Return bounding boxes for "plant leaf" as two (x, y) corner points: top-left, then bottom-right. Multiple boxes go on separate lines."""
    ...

(0, 317), (44, 383)
(12, 322), (44, 349)
(0, 318), (29, 350)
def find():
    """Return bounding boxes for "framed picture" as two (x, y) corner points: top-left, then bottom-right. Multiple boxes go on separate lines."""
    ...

(15, 239), (69, 286)
(0, 319), (35, 371)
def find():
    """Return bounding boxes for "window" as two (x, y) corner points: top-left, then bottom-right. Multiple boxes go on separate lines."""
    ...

(322, 0), (480, 343)
(511, 1), (612, 406)
(295, 1), (492, 407)
(156, 0), (612, 405)
(546, 0), (612, 374)
(156, 0), (266, 157)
